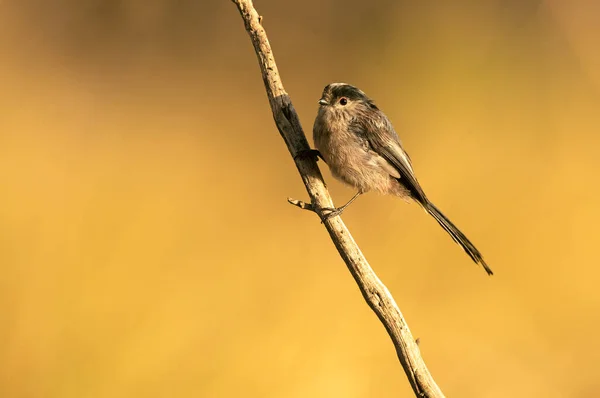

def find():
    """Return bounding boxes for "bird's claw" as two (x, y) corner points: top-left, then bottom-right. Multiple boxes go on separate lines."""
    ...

(294, 149), (323, 162)
(319, 206), (344, 223)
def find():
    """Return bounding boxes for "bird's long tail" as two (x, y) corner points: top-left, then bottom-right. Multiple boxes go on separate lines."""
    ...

(424, 202), (493, 275)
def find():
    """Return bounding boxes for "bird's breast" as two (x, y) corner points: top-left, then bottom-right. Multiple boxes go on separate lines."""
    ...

(314, 122), (397, 194)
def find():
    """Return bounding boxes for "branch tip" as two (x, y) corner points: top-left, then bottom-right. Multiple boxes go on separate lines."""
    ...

(287, 198), (315, 212)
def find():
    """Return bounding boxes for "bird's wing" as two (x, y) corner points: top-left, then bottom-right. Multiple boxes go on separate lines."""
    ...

(350, 112), (428, 204)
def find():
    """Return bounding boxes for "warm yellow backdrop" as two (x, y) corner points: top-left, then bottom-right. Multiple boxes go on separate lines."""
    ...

(1, 1), (599, 397)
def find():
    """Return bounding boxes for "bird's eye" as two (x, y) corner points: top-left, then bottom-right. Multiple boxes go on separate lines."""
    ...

(339, 97), (348, 106)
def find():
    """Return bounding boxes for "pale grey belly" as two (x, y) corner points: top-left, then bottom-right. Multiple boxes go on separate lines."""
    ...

(316, 133), (403, 195)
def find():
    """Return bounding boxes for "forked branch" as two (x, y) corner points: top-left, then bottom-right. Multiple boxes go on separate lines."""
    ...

(231, 1), (444, 396)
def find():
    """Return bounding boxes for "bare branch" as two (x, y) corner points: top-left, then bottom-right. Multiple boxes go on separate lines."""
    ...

(231, 1), (445, 396)
(287, 198), (316, 212)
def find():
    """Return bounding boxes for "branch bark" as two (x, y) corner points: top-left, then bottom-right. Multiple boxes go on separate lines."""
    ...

(231, 1), (445, 396)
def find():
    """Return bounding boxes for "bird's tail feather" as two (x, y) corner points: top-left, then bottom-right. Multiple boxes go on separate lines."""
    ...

(424, 202), (493, 276)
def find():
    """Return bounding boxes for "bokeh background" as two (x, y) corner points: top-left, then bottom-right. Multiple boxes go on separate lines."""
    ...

(1, 0), (599, 397)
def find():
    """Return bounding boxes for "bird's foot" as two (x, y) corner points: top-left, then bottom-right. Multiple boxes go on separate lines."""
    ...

(294, 149), (323, 162)
(319, 206), (345, 223)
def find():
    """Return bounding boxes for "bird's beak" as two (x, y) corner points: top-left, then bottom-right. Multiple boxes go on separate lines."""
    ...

(318, 98), (328, 106)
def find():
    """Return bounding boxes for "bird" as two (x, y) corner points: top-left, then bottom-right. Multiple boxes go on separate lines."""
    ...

(310, 83), (492, 275)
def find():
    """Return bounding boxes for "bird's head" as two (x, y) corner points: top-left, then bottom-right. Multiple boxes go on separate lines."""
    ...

(317, 83), (377, 115)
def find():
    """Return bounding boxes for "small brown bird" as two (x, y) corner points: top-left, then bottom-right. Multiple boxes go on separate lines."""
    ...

(311, 83), (492, 275)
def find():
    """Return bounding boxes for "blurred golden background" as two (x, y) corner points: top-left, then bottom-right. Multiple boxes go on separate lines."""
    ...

(1, 0), (599, 396)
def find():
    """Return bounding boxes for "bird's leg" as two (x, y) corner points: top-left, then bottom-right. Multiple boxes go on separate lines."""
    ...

(320, 192), (362, 221)
(294, 149), (325, 163)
